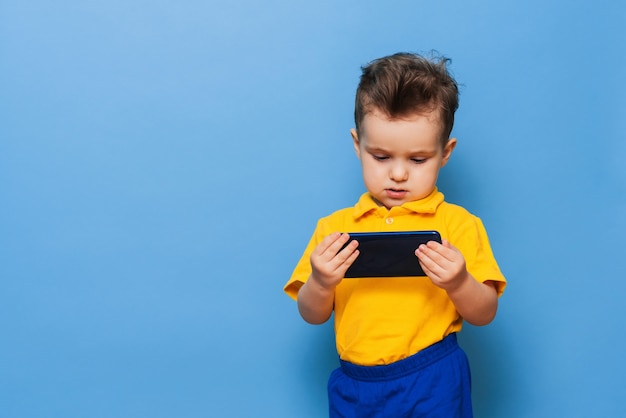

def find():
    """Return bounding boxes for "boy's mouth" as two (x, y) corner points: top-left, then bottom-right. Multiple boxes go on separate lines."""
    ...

(385, 188), (408, 199)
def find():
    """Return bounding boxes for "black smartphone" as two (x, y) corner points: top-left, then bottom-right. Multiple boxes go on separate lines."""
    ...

(341, 231), (442, 278)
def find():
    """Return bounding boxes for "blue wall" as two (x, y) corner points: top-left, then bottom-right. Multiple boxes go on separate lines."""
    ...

(2, 1), (625, 417)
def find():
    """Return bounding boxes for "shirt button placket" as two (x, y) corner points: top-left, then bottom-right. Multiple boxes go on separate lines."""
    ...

(385, 217), (394, 225)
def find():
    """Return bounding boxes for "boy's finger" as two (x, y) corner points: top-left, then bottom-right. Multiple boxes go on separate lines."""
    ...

(326, 233), (353, 254)
(316, 232), (343, 254)
(335, 239), (359, 263)
(424, 240), (457, 263)
(341, 248), (360, 268)
(417, 245), (449, 271)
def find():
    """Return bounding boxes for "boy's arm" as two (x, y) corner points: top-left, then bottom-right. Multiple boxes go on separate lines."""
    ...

(297, 233), (359, 324)
(416, 239), (498, 326)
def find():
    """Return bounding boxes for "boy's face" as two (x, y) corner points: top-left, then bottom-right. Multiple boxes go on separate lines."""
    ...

(351, 109), (456, 209)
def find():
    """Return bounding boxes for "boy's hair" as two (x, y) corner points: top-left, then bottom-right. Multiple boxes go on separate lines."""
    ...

(354, 52), (459, 144)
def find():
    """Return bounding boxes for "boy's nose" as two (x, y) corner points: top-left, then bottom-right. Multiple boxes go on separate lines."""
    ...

(390, 163), (409, 182)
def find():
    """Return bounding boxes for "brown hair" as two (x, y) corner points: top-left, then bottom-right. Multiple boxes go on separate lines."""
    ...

(354, 52), (459, 144)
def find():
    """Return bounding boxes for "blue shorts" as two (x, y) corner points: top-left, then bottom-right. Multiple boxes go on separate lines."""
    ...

(327, 333), (472, 418)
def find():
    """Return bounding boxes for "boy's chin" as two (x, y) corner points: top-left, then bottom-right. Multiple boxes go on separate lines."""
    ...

(372, 195), (408, 209)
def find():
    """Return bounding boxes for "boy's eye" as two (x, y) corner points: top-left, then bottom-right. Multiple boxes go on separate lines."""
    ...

(411, 158), (427, 164)
(372, 155), (389, 161)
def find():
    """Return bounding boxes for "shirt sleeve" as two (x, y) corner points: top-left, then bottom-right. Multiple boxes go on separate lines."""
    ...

(283, 219), (328, 300)
(451, 215), (507, 296)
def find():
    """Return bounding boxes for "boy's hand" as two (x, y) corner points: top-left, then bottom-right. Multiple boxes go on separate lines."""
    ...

(310, 232), (359, 290)
(415, 239), (470, 292)
(415, 238), (499, 326)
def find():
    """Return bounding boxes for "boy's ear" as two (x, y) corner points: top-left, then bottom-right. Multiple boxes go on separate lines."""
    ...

(441, 137), (457, 167)
(350, 128), (361, 159)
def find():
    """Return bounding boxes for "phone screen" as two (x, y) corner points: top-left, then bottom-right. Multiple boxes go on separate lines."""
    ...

(342, 231), (441, 278)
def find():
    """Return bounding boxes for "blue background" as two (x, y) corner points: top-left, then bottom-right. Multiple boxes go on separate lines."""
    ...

(2, 1), (625, 417)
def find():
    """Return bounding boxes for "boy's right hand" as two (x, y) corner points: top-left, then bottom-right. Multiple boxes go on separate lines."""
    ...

(310, 232), (360, 290)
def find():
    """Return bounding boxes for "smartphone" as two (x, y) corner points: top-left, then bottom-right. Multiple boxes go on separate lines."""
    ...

(341, 230), (442, 278)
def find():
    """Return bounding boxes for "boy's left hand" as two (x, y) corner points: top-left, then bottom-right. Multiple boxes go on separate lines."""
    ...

(415, 239), (469, 292)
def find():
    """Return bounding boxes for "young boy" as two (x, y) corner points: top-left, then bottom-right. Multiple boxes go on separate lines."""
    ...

(284, 52), (506, 417)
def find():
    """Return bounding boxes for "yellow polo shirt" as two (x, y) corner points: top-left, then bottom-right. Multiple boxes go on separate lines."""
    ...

(284, 189), (506, 366)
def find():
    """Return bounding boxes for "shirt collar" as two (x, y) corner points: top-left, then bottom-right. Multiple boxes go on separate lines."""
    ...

(353, 188), (445, 219)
